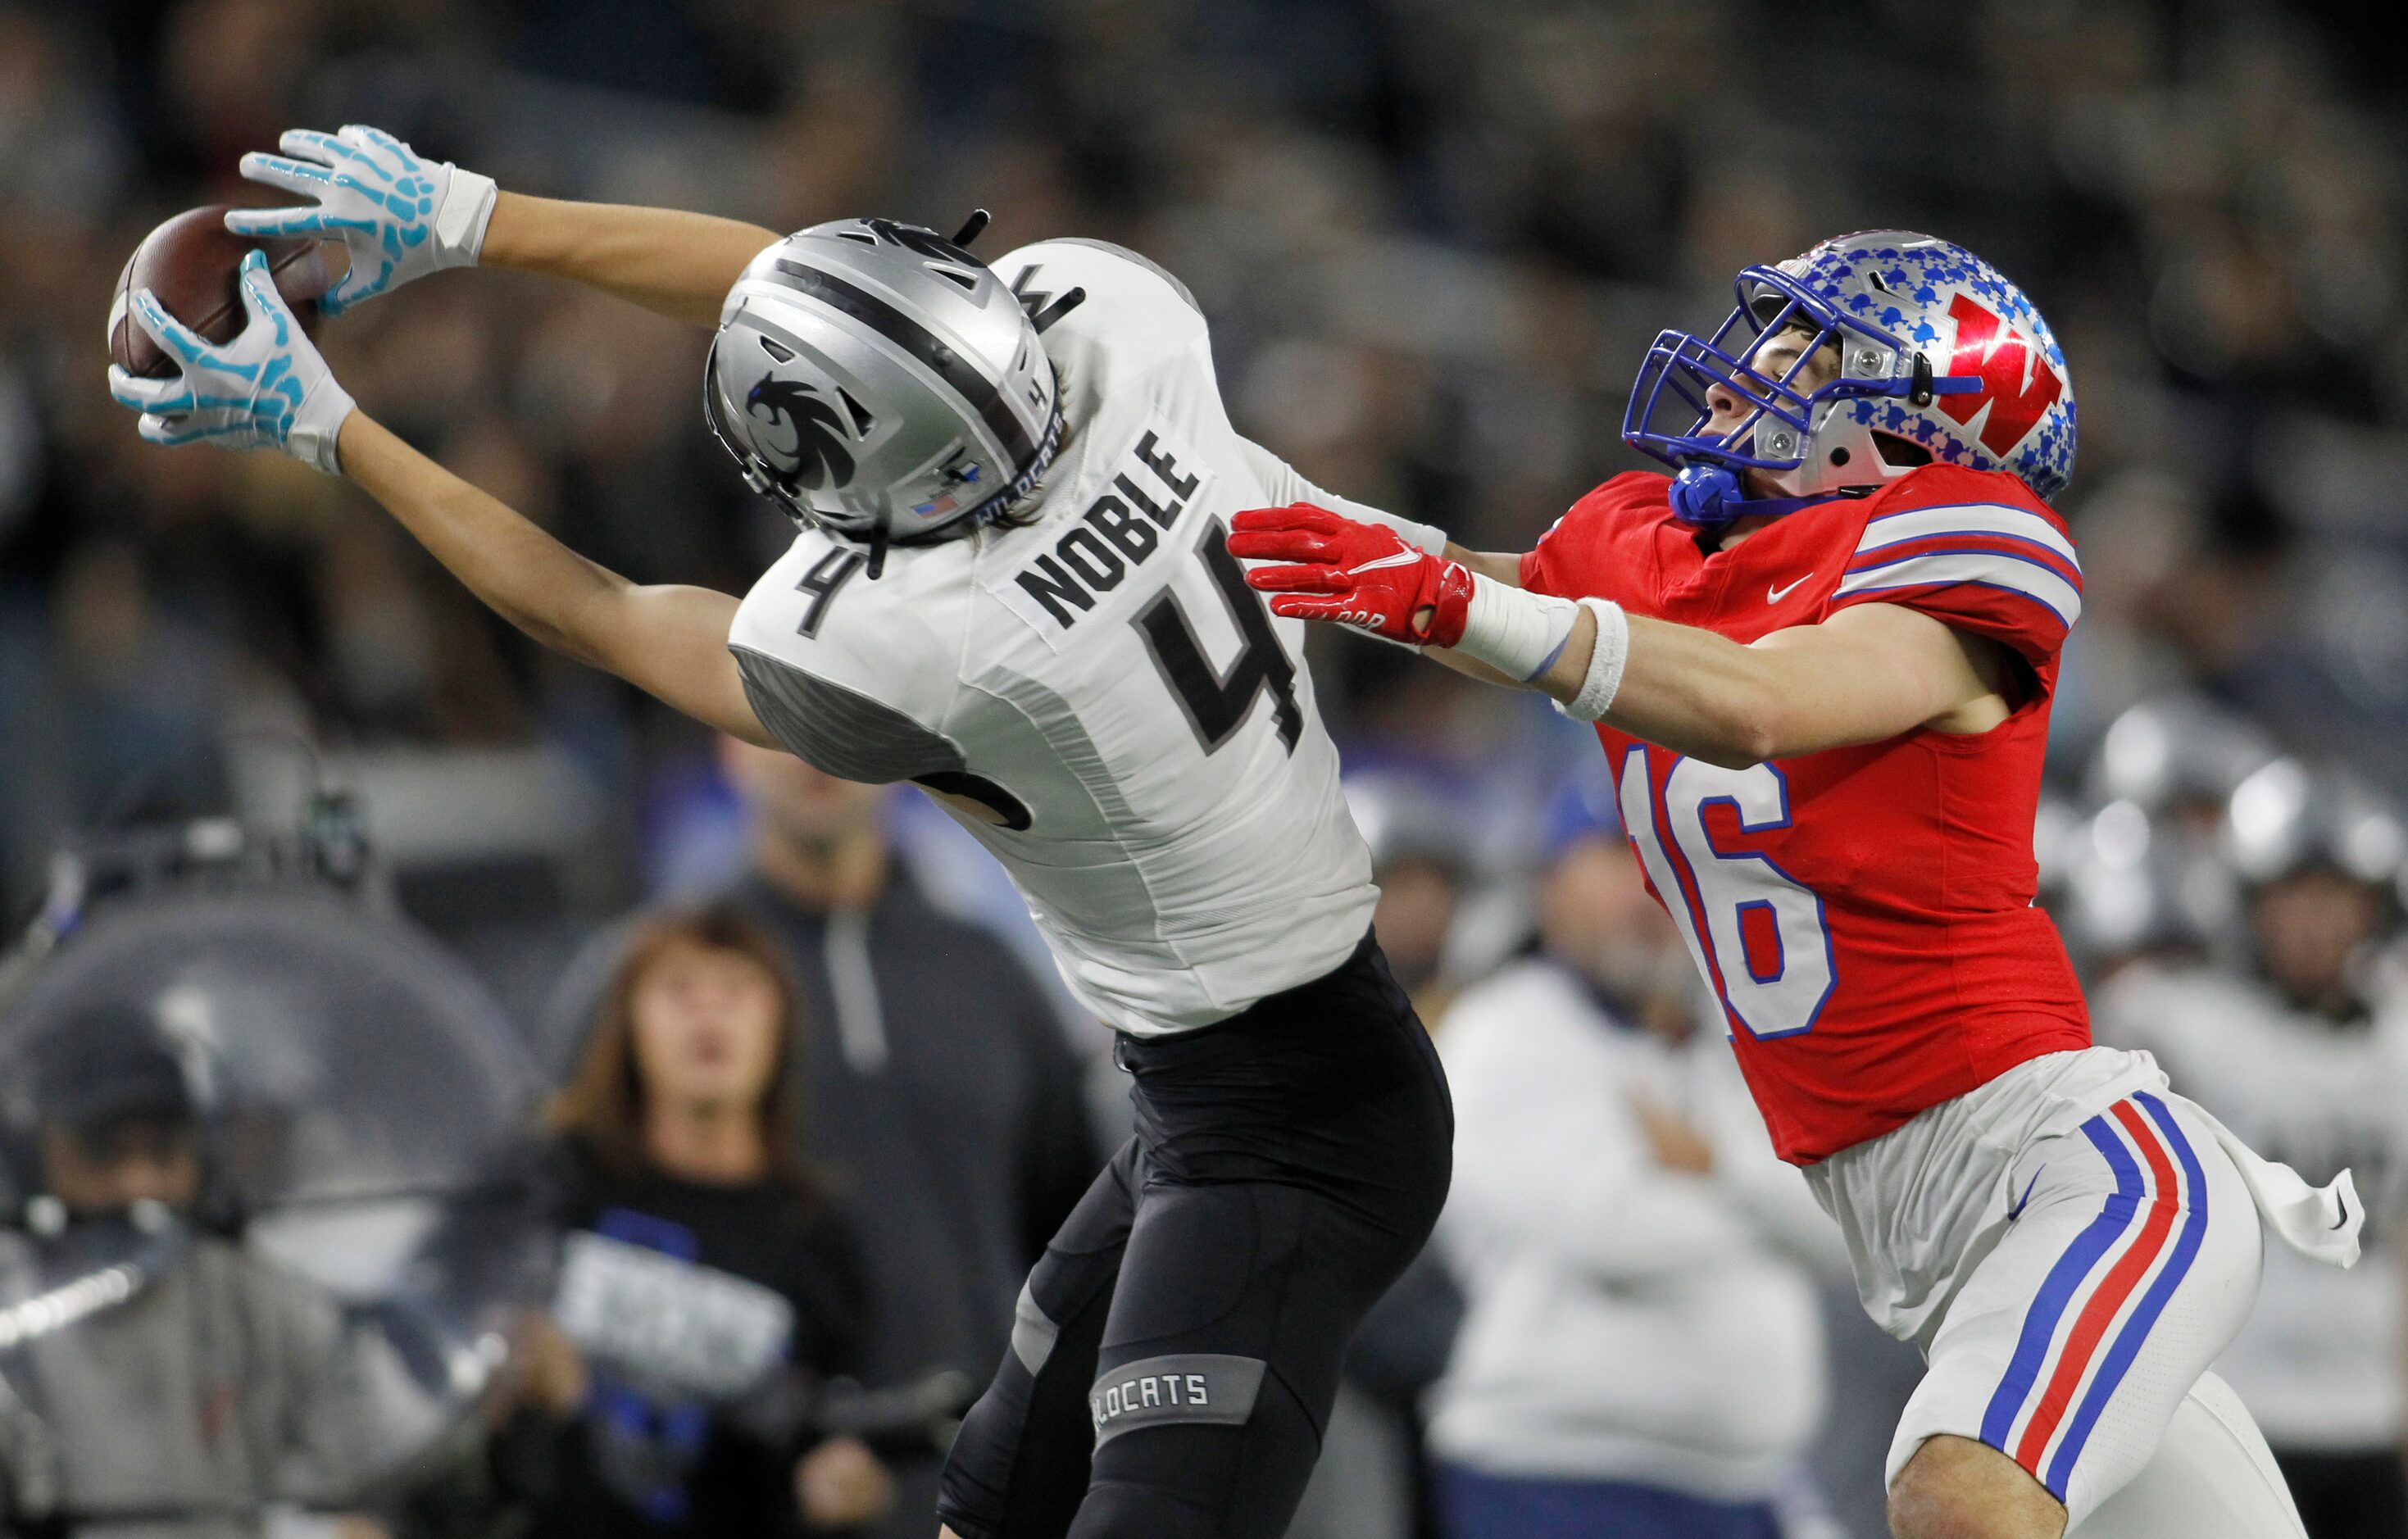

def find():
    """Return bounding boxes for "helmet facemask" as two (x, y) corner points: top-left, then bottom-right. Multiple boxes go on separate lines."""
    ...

(1627, 231), (2083, 527)
(1624, 265), (1983, 526)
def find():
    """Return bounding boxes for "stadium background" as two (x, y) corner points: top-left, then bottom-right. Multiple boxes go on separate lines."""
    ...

(1, 2), (2403, 1536)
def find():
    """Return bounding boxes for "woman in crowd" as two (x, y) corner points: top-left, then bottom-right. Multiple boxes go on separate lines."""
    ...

(493, 903), (894, 1537)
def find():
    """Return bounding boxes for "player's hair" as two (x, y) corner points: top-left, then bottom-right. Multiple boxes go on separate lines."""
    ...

(547, 901), (822, 1198)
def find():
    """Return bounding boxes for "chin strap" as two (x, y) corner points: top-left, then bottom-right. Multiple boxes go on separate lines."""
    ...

(865, 502), (893, 580)
(1668, 461), (1851, 529)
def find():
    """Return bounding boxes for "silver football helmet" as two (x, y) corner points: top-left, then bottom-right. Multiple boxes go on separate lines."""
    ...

(2223, 758), (2408, 891)
(2057, 798), (2238, 973)
(705, 215), (1071, 566)
(2083, 693), (2279, 819)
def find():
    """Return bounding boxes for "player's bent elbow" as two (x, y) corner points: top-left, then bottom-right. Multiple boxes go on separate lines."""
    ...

(1644, 712), (1775, 771)
(1692, 738), (1774, 772)
(1698, 689), (1788, 770)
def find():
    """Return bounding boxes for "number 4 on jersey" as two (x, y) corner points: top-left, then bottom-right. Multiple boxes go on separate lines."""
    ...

(793, 547), (866, 638)
(1616, 745), (1837, 1039)
(1136, 524), (1303, 755)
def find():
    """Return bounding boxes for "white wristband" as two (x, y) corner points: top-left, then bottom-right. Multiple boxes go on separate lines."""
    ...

(434, 166), (499, 267)
(1561, 597), (1629, 721)
(1453, 574), (1579, 683)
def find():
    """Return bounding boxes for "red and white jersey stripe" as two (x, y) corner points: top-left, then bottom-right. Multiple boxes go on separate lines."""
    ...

(1832, 500), (2084, 660)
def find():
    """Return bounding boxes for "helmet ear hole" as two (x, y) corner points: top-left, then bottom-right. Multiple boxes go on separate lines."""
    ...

(1872, 432), (1933, 470)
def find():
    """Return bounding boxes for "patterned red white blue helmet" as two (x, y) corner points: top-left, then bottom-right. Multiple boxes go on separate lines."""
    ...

(1624, 231), (2078, 526)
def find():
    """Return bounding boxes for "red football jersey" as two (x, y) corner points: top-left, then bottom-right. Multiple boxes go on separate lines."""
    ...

(1523, 463), (2090, 1164)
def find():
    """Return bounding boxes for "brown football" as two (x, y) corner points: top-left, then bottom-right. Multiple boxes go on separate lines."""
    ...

(108, 205), (330, 379)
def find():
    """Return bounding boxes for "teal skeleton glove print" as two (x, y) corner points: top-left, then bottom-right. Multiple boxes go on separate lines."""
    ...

(225, 125), (498, 316)
(107, 249), (357, 474)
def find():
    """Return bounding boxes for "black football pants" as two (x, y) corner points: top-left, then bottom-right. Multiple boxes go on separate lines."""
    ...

(935, 931), (1452, 1539)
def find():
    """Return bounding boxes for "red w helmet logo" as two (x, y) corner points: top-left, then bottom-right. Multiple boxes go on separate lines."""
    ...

(1938, 293), (2065, 456)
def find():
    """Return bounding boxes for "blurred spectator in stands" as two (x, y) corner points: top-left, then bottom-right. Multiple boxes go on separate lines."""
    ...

(550, 742), (1101, 1536)
(2093, 760), (2408, 1539)
(1426, 774), (1836, 1539)
(0, 1001), (388, 1539)
(495, 903), (892, 1538)
(714, 733), (1101, 1333)
(0, 539), (239, 912)
(1344, 768), (1474, 1024)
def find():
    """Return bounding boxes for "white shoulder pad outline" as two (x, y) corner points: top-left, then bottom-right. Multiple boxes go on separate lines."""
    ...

(990, 238), (1209, 366)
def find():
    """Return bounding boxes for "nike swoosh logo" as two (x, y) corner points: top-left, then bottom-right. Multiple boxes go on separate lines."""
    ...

(1767, 574), (1814, 603)
(2009, 1169), (2043, 1219)
(1348, 550), (1426, 574)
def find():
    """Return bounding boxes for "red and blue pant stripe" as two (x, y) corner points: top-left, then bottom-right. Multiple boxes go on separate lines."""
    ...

(1977, 1092), (2209, 1500)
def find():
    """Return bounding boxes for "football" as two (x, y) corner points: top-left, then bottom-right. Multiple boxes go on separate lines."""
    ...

(107, 204), (330, 379)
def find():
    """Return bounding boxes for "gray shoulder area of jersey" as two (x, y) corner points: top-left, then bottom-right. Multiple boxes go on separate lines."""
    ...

(731, 644), (964, 783)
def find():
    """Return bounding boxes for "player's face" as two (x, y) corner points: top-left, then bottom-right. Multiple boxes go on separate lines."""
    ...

(1370, 857), (1461, 992)
(2251, 869), (2385, 1010)
(1702, 323), (1840, 488)
(1541, 836), (1691, 1019)
(629, 938), (786, 1117)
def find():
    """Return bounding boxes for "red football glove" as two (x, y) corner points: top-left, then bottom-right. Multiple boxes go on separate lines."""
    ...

(1227, 503), (1473, 647)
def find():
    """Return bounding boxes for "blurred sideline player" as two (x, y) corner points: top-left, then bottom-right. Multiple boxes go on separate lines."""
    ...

(104, 126), (1451, 1539)
(1229, 231), (2360, 1539)
(2095, 760), (2408, 1539)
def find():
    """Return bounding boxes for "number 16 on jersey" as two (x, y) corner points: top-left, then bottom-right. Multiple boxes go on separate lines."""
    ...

(1616, 745), (1837, 1039)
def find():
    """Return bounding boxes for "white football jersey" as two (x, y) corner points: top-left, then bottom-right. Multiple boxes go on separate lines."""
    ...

(726, 238), (1377, 1036)
(2095, 961), (2408, 1450)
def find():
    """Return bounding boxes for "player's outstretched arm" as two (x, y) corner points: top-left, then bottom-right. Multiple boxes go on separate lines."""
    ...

(1535, 601), (2011, 766)
(107, 252), (774, 747)
(227, 125), (778, 329)
(337, 418), (772, 743)
(477, 193), (781, 329)
(1229, 503), (2010, 769)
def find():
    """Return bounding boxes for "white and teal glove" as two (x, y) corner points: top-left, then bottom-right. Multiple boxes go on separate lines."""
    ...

(107, 249), (357, 474)
(225, 125), (498, 316)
